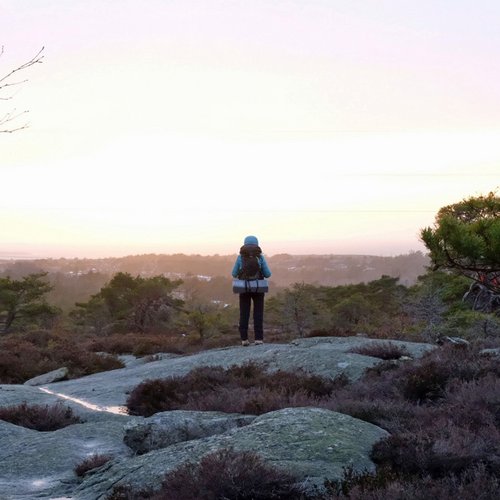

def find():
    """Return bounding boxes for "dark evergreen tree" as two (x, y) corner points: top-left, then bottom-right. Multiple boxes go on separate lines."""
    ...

(421, 192), (500, 292)
(0, 273), (58, 333)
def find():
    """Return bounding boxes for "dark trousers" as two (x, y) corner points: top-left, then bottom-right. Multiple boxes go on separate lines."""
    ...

(239, 292), (265, 341)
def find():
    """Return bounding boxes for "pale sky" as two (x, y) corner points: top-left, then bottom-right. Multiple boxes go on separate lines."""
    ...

(1, 0), (499, 258)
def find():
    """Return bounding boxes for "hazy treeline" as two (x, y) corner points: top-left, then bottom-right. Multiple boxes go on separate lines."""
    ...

(0, 251), (429, 311)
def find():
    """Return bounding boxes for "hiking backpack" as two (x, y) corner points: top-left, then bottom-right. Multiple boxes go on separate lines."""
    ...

(238, 244), (263, 280)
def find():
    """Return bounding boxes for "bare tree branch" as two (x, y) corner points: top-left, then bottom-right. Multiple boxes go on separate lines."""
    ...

(0, 109), (29, 132)
(0, 46), (44, 133)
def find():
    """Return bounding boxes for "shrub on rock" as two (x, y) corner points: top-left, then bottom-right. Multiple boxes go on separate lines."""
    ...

(108, 448), (303, 500)
(0, 333), (124, 384)
(157, 448), (303, 500)
(0, 401), (82, 431)
(75, 453), (113, 477)
(349, 342), (410, 360)
(126, 362), (348, 417)
(328, 464), (500, 499)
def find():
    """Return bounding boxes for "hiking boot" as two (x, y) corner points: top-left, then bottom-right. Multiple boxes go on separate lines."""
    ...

(254, 340), (264, 345)
(241, 340), (250, 347)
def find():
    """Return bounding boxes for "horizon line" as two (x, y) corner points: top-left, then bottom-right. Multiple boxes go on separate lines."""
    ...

(0, 250), (428, 261)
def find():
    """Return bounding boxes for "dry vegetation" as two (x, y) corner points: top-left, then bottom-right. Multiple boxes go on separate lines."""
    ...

(108, 448), (303, 500)
(347, 342), (410, 360)
(0, 328), (293, 385)
(0, 331), (124, 384)
(156, 448), (302, 500)
(120, 346), (500, 499)
(0, 402), (82, 431)
(126, 362), (348, 417)
(74, 454), (113, 477)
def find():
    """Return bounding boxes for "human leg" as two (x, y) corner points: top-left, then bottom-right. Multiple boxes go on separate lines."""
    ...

(239, 293), (252, 341)
(252, 292), (265, 341)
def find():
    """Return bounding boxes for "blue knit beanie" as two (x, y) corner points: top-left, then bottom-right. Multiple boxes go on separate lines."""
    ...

(244, 235), (259, 245)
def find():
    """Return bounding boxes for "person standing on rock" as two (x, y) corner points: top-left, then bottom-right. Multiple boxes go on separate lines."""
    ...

(232, 235), (272, 346)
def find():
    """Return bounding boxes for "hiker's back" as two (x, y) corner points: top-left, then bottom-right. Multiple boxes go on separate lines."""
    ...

(238, 244), (263, 280)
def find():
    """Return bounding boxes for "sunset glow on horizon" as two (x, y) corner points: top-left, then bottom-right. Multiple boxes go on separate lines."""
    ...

(1, 1), (499, 259)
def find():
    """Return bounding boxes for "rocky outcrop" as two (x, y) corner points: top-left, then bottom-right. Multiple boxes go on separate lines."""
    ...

(74, 407), (389, 499)
(0, 414), (136, 499)
(124, 410), (256, 454)
(0, 336), (433, 499)
(23, 367), (69, 386)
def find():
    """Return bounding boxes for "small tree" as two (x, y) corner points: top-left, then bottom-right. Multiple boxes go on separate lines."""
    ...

(1, 46), (44, 132)
(70, 295), (112, 334)
(331, 293), (373, 334)
(281, 282), (319, 337)
(72, 272), (184, 334)
(406, 271), (470, 340)
(421, 192), (500, 292)
(0, 272), (58, 333)
(184, 305), (228, 343)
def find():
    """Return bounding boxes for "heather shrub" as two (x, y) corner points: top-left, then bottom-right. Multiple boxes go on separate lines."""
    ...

(328, 464), (500, 500)
(306, 328), (353, 338)
(18, 329), (57, 347)
(372, 422), (500, 479)
(262, 369), (348, 398)
(127, 378), (190, 416)
(0, 334), (124, 384)
(77, 353), (125, 376)
(106, 449), (302, 499)
(155, 448), (303, 500)
(127, 362), (347, 417)
(106, 485), (153, 500)
(326, 464), (398, 497)
(319, 343), (500, 494)
(398, 345), (500, 403)
(0, 340), (51, 383)
(49, 339), (125, 377)
(444, 374), (500, 428)
(88, 333), (142, 354)
(323, 397), (418, 430)
(74, 453), (113, 477)
(348, 342), (410, 360)
(363, 359), (402, 377)
(87, 333), (186, 356)
(185, 386), (318, 415)
(0, 402), (83, 431)
(44, 339), (124, 378)
(327, 345), (500, 411)
(401, 360), (451, 402)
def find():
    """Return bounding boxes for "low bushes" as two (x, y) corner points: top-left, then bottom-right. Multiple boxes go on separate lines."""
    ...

(75, 454), (113, 477)
(325, 345), (500, 424)
(108, 448), (302, 500)
(155, 448), (303, 500)
(320, 345), (500, 498)
(87, 333), (187, 357)
(348, 341), (410, 360)
(127, 362), (348, 417)
(0, 332), (124, 384)
(328, 464), (500, 499)
(0, 402), (82, 431)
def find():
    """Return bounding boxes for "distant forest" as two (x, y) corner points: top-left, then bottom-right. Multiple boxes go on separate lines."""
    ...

(0, 252), (429, 312)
